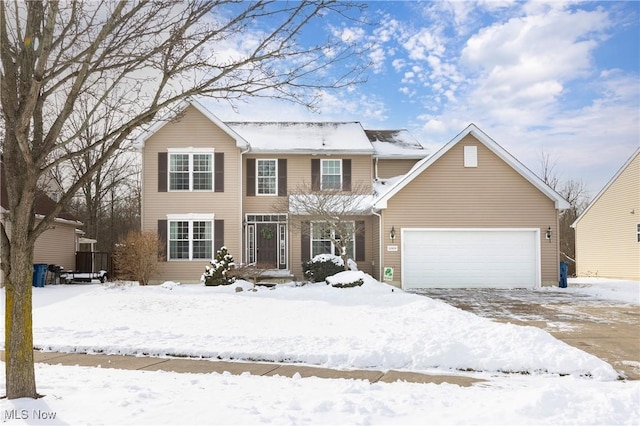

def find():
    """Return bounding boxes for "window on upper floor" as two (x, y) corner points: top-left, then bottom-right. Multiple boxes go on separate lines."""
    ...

(168, 219), (213, 260)
(637, 223), (640, 243)
(311, 158), (351, 192)
(169, 152), (213, 191)
(321, 159), (342, 190)
(257, 159), (277, 195)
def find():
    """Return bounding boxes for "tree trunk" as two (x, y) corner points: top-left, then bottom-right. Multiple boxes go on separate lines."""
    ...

(4, 213), (38, 399)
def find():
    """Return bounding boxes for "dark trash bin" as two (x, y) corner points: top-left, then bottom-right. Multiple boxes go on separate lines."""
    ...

(47, 264), (62, 284)
(32, 263), (48, 287)
(559, 261), (568, 288)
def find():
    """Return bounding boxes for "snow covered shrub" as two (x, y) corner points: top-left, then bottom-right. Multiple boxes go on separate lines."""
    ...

(231, 262), (272, 288)
(203, 247), (236, 286)
(303, 254), (344, 282)
(326, 271), (365, 288)
(113, 231), (163, 286)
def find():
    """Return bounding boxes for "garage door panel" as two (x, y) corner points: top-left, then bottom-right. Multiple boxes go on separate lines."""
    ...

(402, 229), (539, 289)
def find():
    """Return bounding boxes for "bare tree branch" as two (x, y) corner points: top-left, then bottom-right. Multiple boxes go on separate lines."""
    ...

(0, 0), (369, 399)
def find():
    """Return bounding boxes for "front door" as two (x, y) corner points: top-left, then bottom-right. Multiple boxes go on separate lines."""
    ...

(256, 223), (278, 268)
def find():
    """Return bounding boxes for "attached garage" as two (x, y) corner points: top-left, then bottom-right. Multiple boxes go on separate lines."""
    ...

(401, 228), (540, 289)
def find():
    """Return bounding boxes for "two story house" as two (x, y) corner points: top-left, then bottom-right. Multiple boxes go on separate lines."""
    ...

(139, 99), (569, 289)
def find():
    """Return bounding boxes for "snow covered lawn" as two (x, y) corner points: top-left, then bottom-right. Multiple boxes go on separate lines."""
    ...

(1, 273), (638, 424)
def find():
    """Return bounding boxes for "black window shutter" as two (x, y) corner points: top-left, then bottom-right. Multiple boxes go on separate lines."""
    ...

(278, 159), (287, 196)
(342, 159), (351, 191)
(158, 153), (167, 192)
(301, 221), (310, 262)
(214, 219), (224, 252)
(214, 153), (224, 192)
(247, 158), (256, 196)
(355, 220), (365, 261)
(157, 220), (167, 260)
(311, 159), (320, 191)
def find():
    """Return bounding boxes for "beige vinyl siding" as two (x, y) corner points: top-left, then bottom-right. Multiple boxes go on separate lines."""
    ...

(288, 215), (376, 279)
(244, 154), (375, 278)
(142, 106), (242, 283)
(380, 135), (560, 286)
(32, 221), (78, 271)
(575, 153), (640, 280)
(376, 158), (421, 179)
(243, 154), (374, 214)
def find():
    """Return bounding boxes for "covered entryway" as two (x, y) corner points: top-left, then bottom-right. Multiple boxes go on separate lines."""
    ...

(245, 214), (288, 269)
(401, 228), (540, 289)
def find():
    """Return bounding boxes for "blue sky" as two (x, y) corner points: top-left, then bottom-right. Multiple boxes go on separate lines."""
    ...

(205, 1), (640, 198)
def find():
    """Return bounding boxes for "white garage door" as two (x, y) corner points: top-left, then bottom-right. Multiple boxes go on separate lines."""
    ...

(402, 229), (539, 289)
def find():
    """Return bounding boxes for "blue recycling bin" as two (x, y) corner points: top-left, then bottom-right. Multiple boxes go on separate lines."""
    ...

(32, 263), (48, 287)
(559, 261), (568, 288)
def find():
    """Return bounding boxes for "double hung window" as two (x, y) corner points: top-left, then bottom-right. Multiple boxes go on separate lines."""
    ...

(169, 150), (213, 191)
(311, 221), (354, 259)
(321, 159), (342, 190)
(257, 159), (277, 195)
(168, 218), (213, 260)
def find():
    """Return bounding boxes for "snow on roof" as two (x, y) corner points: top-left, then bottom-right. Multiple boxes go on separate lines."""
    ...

(365, 130), (428, 159)
(227, 122), (374, 154)
(288, 193), (375, 215)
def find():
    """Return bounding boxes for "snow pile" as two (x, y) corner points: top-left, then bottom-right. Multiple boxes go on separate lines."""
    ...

(567, 277), (640, 305)
(0, 276), (638, 424)
(9, 274), (620, 380)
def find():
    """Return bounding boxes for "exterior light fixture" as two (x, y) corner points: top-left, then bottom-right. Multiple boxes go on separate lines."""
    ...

(390, 226), (396, 241)
(546, 226), (552, 242)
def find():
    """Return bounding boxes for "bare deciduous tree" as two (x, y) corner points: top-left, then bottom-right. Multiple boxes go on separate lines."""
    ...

(0, 0), (368, 399)
(281, 181), (372, 269)
(538, 150), (589, 274)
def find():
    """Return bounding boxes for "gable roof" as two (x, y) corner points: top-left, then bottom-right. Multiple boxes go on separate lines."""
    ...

(373, 123), (571, 210)
(134, 98), (250, 150)
(0, 161), (81, 224)
(365, 129), (428, 159)
(572, 147), (640, 228)
(227, 121), (374, 154)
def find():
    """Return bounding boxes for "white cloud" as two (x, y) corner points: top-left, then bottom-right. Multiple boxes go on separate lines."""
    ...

(333, 25), (366, 43)
(402, 28), (446, 60)
(392, 58), (406, 72)
(368, 46), (386, 73)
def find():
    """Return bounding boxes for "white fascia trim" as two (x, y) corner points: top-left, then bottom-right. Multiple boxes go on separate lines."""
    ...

(167, 147), (215, 153)
(373, 124), (571, 211)
(35, 214), (83, 227)
(250, 149), (374, 155)
(167, 213), (215, 221)
(572, 147), (640, 228)
(135, 98), (250, 150)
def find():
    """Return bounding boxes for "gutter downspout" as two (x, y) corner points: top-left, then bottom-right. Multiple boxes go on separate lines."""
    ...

(239, 145), (250, 265)
(372, 208), (383, 282)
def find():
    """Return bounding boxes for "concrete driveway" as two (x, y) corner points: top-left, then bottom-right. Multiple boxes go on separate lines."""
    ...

(411, 288), (640, 380)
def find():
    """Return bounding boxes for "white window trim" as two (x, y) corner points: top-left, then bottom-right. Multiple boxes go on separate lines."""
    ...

(256, 158), (278, 196)
(320, 158), (342, 191)
(167, 214), (215, 261)
(167, 147), (216, 154)
(310, 221), (355, 259)
(244, 214), (288, 269)
(167, 148), (215, 192)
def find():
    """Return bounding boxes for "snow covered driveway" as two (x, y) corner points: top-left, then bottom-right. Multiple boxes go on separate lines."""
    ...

(411, 280), (640, 380)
